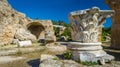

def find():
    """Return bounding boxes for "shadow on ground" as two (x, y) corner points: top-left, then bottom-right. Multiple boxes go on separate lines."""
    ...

(107, 51), (120, 61)
(56, 54), (64, 59)
(103, 45), (120, 61)
(27, 59), (40, 67)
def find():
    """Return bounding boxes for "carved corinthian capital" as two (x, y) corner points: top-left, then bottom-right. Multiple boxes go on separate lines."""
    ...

(69, 7), (114, 43)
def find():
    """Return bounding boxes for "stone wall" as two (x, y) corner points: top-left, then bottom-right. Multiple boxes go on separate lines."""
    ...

(0, 0), (34, 45)
(39, 20), (56, 42)
(0, 0), (56, 46)
(27, 20), (56, 42)
(105, 0), (120, 49)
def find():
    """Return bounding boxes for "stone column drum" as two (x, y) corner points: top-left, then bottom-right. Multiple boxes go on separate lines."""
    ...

(105, 0), (120, 49)
(68, 7), (114, 62)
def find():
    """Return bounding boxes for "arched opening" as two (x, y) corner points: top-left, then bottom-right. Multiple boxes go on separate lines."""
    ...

(27, 22), (45, 39)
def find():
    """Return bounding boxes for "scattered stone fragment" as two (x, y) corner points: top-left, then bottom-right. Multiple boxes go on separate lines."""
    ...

(40, 54), (82, 67)
(18, 40), (32, 47)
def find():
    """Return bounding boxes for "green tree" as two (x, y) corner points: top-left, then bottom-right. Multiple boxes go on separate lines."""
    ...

(102, 27), (111, 42)
(52, 20), (71, 41)
(61, 27), (71, 41)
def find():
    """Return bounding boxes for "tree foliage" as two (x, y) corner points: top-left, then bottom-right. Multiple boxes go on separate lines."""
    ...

(52, 20), (69, 27)
(102, 27), (111, 42)
(52, 20), (111, 42)
(52, 20), (71, 41)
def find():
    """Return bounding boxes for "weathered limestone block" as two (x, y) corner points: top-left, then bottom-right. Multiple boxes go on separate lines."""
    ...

(40, 54), (82, 67)
(105, 0), (120, 49)
(40, 54), (62, 67)
(68, 7), (114, 62)
(12, 39), (19, 45)
(18, 40), (32, 47)
(0, 25), (16, 45)
(15, 27), (37, 42)
(39, 20), (56, 42)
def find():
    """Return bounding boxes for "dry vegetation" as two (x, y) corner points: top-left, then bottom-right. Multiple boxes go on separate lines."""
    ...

(0, 42), (119, 67)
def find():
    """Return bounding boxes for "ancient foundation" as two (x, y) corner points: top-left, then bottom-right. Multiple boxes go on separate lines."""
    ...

(68, 7), (114, 62)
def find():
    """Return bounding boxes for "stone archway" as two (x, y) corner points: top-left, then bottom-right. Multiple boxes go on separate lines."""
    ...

(27, 22), (45, 40)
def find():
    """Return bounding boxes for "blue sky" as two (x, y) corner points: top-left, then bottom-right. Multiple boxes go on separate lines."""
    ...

(8, 0), (112, 27)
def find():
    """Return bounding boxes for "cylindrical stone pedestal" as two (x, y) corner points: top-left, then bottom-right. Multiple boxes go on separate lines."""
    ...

(68, 42), (114, 62)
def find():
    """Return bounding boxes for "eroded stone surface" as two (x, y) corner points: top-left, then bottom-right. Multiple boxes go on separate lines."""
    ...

(0, 0), (56, 46)
(0, 0), (36, 45)
(105, 0), (120, 49)
(69, 7), (114, 43)
(68, 7), (114, 62)
(18, 40), (32, 47)
(27, 20), (56, 42)
(46, 45), (67, 52)
(40, 54), (82, 67)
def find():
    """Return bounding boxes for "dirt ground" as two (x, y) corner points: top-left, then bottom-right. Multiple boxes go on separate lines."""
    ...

(0, 42), (119, 67)
(0, 48), (64, 67)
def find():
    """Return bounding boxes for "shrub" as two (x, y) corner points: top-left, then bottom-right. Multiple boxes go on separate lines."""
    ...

(63, 50), (72, 59)
(102, 27), (111, 42)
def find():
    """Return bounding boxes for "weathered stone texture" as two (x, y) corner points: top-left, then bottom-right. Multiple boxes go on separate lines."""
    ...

(0, 0), (56, 46)
(68, 7), (114, 62)
(40, 54), (82, 67)
(27, 20), (56, 42)
(0, 0), (37, 45)
(69, 7), (114, 43)
(105, 0), (120, 49)
(39, 20), (56, 42)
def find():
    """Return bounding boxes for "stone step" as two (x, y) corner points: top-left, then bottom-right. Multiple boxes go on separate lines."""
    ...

(72, 50), (107, 57)
(69, 45), (103, 51)
(68, 42), (102, 46)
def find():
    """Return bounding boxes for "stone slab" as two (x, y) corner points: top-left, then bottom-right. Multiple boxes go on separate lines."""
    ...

(18, 40), (32, 47)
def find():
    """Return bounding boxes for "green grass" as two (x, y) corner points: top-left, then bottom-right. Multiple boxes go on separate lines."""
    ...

(52, 57), (60, 60)
(63, 50), (72, 59)
(81, 61), (98, 66)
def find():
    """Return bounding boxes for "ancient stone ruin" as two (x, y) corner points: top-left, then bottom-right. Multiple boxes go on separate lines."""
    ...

(105, 0), (120, 49)
(27, 20), (56, 43)
(0, 0), (56, 46)
(53, 25), (66, 36)
(68, 7), (114, 62)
